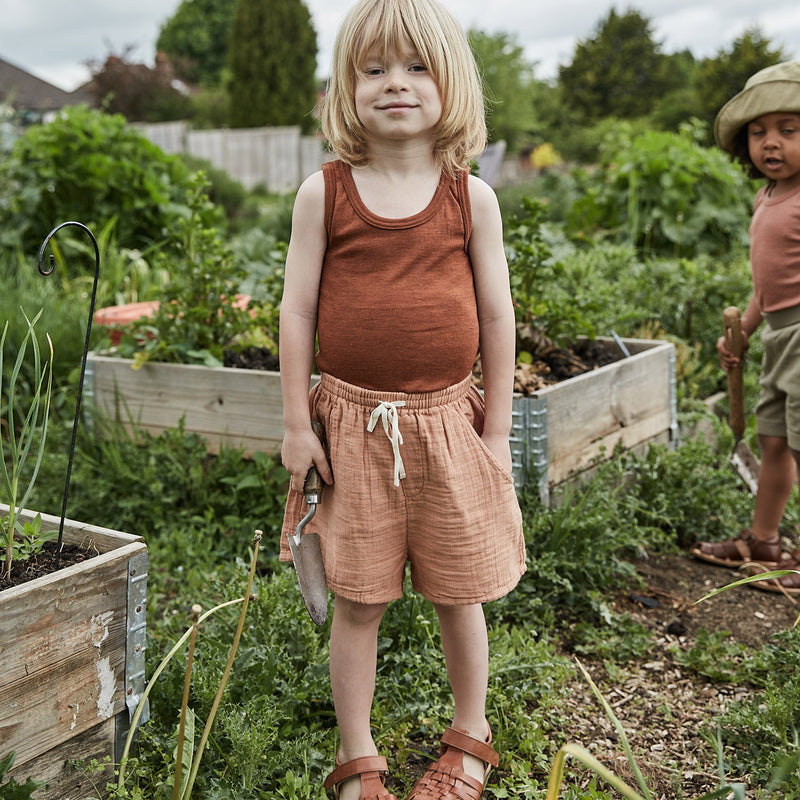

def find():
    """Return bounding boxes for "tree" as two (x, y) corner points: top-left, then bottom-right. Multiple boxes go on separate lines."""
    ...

(156, 0), (237, 88)
(692, 28), (788, 136)
(469, 30), (538, 150)
(87, 50), (192, 122)
(227, 0), (317, 130)
(558, 8), (679, 122)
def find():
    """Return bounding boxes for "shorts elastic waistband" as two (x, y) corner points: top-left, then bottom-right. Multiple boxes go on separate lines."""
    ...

(318, 373), (473, 409)
(764, 305), (800, 330)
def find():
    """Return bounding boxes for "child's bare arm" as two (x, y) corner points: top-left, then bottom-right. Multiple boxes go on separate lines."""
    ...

(468, 175), (516, 474)
(279, 171), (333, 491)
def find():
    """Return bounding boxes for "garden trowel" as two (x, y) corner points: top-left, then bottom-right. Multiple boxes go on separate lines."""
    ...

(287, 420), (329, 625)
(723, 306), (759, 495)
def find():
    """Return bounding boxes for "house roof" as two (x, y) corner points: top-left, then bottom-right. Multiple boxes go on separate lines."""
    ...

(0, 55), (89, 111)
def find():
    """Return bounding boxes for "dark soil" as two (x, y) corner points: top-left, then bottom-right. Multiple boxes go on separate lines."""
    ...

(220, 338), (621, 396)
(223, 346), (280, 371)
(623, 550), (797, 650)
(0, 541), (97, 591)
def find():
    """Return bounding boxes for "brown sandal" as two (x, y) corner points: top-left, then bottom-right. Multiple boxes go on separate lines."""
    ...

(406, 726), (499, 800)
(690, 530), (782, 569)
(749, 549), (800, 596)
(324, 755), (397, 800)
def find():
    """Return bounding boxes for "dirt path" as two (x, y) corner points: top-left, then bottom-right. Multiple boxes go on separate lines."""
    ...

(555, 552), (798, 798)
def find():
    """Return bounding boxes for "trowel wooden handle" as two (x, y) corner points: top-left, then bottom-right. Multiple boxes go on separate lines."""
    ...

(303, 421), (325, 497)
(723, 306), (745, 439)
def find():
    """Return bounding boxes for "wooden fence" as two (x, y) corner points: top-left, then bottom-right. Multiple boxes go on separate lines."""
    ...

(134, 121), (331, 192)
(136, 122), (511, 193)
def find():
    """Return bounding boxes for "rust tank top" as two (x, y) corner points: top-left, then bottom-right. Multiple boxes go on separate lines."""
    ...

(316, 160), (479, 392)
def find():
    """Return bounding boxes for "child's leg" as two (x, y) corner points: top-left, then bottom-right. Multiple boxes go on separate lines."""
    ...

(329, 595), (387, 799)
(434, 602), (491, 783)
(693, 434), (794, 566)
(752, 435), (796, 538)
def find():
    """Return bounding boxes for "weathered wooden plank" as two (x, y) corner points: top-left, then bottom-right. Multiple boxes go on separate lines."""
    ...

(6, 505), (143, 555)
(87, 353), (319, 455)
(0, 507), (144, 771)
(0, 639), (126, 768)
(511, 338), (675, 494)
(541, 343), (672, 464)
(6, 716), (116, 800)
(548, 409), (673, 485)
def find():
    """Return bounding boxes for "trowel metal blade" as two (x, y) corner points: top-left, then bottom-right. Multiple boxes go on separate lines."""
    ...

(287, 531), (328, 625)
(729, 440), (759, 496)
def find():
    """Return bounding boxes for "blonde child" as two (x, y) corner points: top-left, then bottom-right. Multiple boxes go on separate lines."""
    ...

(278, 0), (525, 797)
(692, 62), (800, 595)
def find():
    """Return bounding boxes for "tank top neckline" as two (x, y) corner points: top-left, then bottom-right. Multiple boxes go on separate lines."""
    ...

(334, 160), (451, 230)
(761, 180), (800, 206)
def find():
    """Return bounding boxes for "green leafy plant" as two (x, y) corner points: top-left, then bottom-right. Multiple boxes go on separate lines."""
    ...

(568, 121), (755, 259)
(0, 751), (46, 799)
(505, 196), (598, 347)
(2, 514), (57, 564)
(115, 173), (270, 368)
(0, 309), (53, 578)
(0, 105), (199, 257)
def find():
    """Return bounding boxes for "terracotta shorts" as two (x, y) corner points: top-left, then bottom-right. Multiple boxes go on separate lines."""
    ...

(757, 306), (800, 449)
(280, 373), (526, 606)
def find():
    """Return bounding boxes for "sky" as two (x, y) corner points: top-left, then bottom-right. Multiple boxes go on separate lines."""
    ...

(2, 0), (800, 92)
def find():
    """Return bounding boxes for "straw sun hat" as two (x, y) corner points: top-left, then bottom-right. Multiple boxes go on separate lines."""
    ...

(714, 61), (800, 152)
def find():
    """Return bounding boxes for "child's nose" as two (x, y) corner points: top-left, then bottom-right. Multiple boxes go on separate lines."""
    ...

(384, 67), (407, 90)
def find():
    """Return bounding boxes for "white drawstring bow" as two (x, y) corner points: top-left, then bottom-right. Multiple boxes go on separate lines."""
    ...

(367, 401), (407, 486)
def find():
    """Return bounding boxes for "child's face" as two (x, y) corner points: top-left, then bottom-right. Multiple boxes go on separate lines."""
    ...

(354, 38), (442, 147)
(747, 112), (800, 186)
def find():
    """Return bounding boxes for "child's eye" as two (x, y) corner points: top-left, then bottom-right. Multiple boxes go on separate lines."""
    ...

(364, 67), (384, 76)
(409, 64), (427, 72)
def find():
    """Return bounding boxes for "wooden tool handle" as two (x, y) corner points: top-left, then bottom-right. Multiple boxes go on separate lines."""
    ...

(723, 306), (745, 439)
(303, 421), (325, 497)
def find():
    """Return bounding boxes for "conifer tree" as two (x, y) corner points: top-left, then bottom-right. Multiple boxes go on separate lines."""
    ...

(227, 0), (318, 130)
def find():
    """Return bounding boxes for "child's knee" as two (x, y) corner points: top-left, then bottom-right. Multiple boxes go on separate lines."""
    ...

(333, 595), (388, 627)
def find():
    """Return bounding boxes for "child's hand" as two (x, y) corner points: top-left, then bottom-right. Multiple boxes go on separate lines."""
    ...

(482, 432), (513, 475)
(281, 426), (334, 493)
(716, 332), (748, 371)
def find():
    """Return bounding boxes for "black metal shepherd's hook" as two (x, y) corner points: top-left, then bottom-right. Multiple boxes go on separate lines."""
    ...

(37, 222), (100, 568)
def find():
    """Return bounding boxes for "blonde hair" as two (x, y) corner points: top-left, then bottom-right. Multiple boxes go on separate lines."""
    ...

(320, 0), (486, 174)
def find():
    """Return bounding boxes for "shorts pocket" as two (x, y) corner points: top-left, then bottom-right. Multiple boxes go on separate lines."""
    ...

(455, 412), (515, 486)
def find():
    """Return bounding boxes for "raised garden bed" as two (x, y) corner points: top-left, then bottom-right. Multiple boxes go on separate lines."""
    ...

(86, 336), (675, 500)
(0, 504), (148, 798)
(511, 336), (677, 503)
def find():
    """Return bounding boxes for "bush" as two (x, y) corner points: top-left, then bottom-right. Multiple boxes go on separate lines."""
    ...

(568, 120), (757, 259)
(0, 105), (203, 258)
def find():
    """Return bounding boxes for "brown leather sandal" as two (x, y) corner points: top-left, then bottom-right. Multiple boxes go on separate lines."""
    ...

(749, 549), (800, 595)
(324, 755), (398, 800)
(690, 530), (782, 568)
(406, 726), (499, 800)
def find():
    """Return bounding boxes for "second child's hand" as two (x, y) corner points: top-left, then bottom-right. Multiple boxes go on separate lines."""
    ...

(716, 331), (749, 371)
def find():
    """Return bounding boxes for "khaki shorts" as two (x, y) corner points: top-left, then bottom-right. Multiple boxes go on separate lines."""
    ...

(280, 373), (526, 606)
(756, 306), (800, 449)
